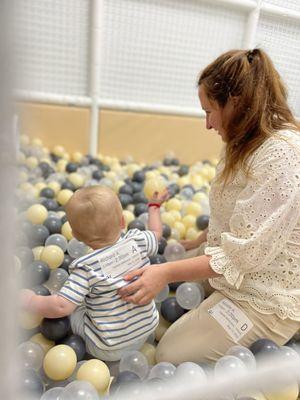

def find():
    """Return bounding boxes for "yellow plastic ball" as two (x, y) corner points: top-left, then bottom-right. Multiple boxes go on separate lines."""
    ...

(165, 198), (182, 212)
(32, 246), (44, 260)
(140, 342), (156, 365)
(77, 359), (110, 393)
(62, 221), (73, 240)
(177, 176), (191, 187)
(184, 202), (203, 217)
(113, 180), (125, 192)
(26, 156), (38, 169)
(68, 173), (84, 189)
(19, 170), (28, 182)
(52, 145), (66, 158)
(145, 171), (156, 180)
(193, 192), (207, 202)
(35, 182), (47, 192)
(20, 182), (34, 192)
(144, 177), (167, 200)
(72, 152), (83, 163)
(161, 212), (176, 227)
(47, 181), (61, 195)
(201, 166), (216, 181)
(173, 221), (185, 238)
(126, 164), (140, 178)
(56, 159), (67, 173)
(43, 345), (77, 381)
(191, 175), (204, 189)
(31, 138), (43, 147)
(264, 383), (299, 400)
(182, 215), (196, 229)
(30, 333), (55, 354)
(57, 189), (73, 206)
(40, 245), (64, 269)
(19, 312), (43, 330)
(185, 227), (199, 241)
(169, 210), (182, 222)
(123, 210), (135, 227)
(155, 316), (171, 342)
(26, 204), (48, 224)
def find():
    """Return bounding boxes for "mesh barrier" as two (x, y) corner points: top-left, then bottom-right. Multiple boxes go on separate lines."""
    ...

(256, 13), (300, 114)
(14, 0), (90, 96)
(99, 0), (246, 110)
(13, 0), (300, 117)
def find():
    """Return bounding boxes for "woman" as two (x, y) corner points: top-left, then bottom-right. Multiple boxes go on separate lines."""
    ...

(118, 49), (300, 364)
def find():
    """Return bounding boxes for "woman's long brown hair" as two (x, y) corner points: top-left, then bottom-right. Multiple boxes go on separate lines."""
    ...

(198, 48), (299, 183)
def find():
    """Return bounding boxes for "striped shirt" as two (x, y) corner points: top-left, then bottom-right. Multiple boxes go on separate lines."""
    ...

(59, 229), (159, 350)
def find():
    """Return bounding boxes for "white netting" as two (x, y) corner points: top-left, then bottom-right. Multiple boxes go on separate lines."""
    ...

(255, 13), (300, 114)
(99, 0), (247, 111)
(14, 0), (90, 96)
(262, 0), (300, 13)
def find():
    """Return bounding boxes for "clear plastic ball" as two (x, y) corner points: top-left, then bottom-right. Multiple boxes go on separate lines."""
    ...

(155, 285), (170, 303)
(214, 355), (247, 380)
(45, 268), (69, 293)
(67, 238), (89, 258)
(148, 362), (176, 380)
(163, 242), (185, 261)
(175, 282), (204, 310)
(17, 341), (45, 370)
(226, 345), (256, 370)
(59, 380), (99, 400)
(119, 350), (149, 380)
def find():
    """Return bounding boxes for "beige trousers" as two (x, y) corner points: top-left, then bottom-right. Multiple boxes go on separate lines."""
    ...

(156, 247), (300, 365)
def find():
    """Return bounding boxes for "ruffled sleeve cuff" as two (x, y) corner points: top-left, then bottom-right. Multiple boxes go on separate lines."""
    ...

(204, 246), (244, 289)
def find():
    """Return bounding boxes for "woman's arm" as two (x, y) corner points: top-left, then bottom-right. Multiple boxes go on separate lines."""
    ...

(180, 228), (208, 250)
(118, 255), (219, 305)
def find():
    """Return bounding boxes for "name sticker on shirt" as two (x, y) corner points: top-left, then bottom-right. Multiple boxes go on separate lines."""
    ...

(99, 239), (143, 279)
(208, 298), (253, 342)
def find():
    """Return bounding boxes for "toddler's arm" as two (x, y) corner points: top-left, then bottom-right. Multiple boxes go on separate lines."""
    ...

(147, 190), (169, 240)
(20, 289), (77, 318)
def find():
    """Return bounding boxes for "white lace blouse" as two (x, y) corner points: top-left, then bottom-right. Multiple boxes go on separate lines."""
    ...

(205, 130), (300, 320)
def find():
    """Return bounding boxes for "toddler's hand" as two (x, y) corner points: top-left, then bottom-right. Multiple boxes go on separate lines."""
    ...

(149, 189), (169, 206)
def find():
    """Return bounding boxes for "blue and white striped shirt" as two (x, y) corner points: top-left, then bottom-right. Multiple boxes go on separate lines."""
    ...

(59, 229), (159, 350)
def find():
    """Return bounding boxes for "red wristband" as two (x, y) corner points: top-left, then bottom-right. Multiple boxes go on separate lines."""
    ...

(148, 202), (161, 209)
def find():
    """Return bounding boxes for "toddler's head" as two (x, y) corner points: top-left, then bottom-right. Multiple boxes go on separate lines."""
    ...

(65, 186), (124, 249)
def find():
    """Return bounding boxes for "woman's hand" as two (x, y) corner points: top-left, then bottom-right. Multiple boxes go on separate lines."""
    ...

(180, 238), (200, 251)
(118, 265), (169, 305)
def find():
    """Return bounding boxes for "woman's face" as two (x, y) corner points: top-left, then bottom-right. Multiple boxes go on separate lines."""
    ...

(199, 84), (234, 142)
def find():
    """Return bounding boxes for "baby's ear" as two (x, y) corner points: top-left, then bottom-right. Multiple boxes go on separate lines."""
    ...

(120, 215), (126, 229)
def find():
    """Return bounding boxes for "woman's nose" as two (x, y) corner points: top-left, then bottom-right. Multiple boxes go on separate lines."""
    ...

(206, 116), (212, 130)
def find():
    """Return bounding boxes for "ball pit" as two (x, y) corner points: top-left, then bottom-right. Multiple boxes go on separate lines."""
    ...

(16, 136), (300, 400)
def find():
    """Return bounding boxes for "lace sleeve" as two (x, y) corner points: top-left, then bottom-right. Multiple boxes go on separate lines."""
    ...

(205, 138), (300, 289)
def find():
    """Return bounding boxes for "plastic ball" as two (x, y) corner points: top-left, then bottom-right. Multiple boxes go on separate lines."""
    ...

(45, 268), (69, 292)
(155, 285), (170, 303)
(184, 201), (202, 217)
(45, 234), (68, 252)
(68, 173), (85, 189)
(43, 218), (63, 234)
(61, 221), (73, 240)
(17, 341), (45, 370)
(18, 368), (45, 399)
(59, 380), (99, 400)
(163, 242), (185, 261)
(196, 214), (210, 230)
(214, 355), (247, 380)
(40, 245), (64, 269)
(40, 387), (64, 400)
(123, 210), (135, 227)
(148, 362), (176, 380)
(143, 177), (166, 200)
(119, 351), (149, 380)
(20, 312), (43, 330)
(161, 297), (185, 323)
(77, 359), (110, 393)
(21, 260), (50, 287)
(56, 189), (73, 206)
(41, 317), (70, 341)
(32, 246), (44, 260)
(60, 335), (86, 362)
(26, 204), (48, 224)
(174, 362), (207, 383)
(30, 333), (55, 354)
(226, 345), (256, 370)
(67, 238), (89, 258)
(43, 345), (77, 381)
(176, 282), (204, 310)
(140, 343), (156, 366)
